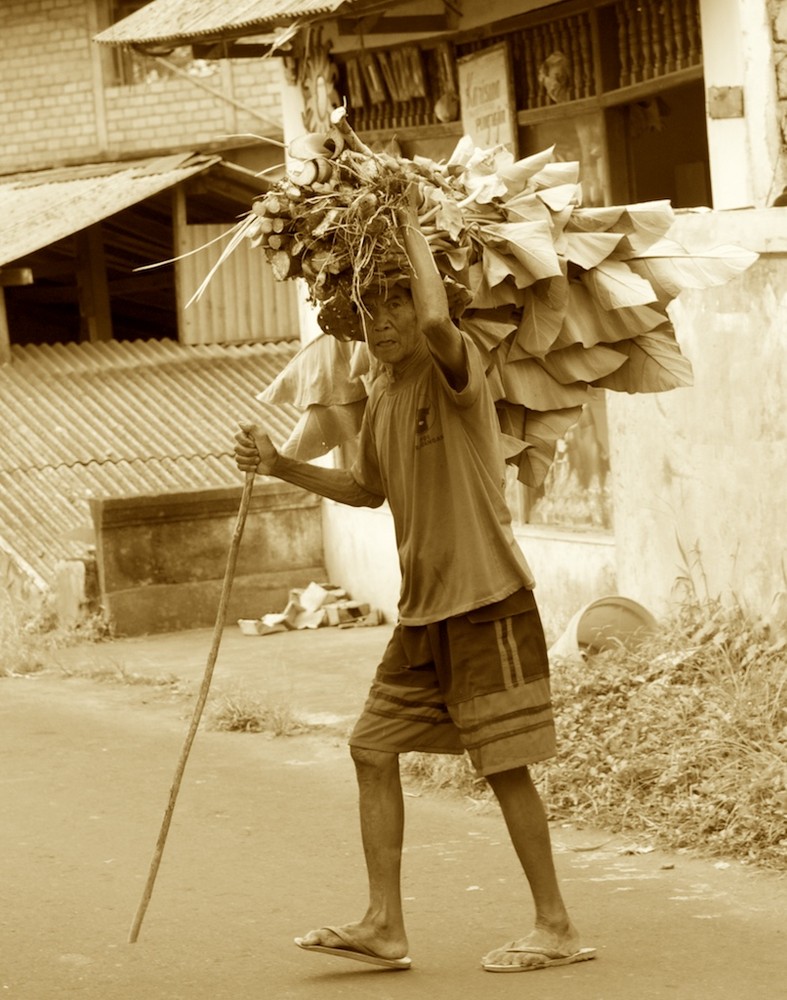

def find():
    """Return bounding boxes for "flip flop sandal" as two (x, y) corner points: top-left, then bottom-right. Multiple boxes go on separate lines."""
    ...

(294, 925), (412, 970)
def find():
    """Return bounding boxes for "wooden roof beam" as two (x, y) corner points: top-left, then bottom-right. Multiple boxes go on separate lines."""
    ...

(337, 14), (452, 35)
(191, 40), (282, 59)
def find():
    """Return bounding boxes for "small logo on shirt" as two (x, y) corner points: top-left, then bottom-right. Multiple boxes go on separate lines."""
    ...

(416, 404), (433, 434)
(415, 397), (443, 450)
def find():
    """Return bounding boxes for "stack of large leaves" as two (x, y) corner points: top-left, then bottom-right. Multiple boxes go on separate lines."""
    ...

(233, 116), (757, 486)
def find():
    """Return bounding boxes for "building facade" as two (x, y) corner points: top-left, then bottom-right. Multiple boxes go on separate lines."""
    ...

(282, 0), (787, 629)
(4, 0), (786, 632)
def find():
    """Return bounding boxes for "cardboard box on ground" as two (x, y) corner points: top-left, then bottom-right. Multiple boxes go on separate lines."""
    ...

(238, 581), (380, 635)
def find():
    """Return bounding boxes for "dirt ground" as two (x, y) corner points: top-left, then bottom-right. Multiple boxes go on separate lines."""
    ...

(2, 628), (786, 999)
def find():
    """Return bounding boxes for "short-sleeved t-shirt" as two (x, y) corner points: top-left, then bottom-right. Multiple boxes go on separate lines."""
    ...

(351, 335), (536, 626)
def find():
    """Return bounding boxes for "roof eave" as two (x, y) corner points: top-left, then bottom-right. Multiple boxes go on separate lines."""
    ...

(93, 1), (349, 49)
(94, 20), (305, 50)
(92, 0), (420, 50)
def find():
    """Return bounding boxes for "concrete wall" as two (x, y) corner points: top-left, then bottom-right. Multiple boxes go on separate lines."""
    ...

(321, 501), (400, 623)
(608, 207), (787, 618)
(0, 546), (47, 620)
(512, 526), (617, 640)
(90, 482), (325, 636)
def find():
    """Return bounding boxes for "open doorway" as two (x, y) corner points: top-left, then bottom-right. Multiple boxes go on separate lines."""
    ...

(606, 79), (712, 208)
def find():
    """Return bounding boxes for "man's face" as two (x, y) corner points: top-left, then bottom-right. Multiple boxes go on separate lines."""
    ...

(361, 285), (419, 367)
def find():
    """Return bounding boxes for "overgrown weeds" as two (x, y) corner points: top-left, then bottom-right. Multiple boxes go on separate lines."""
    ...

(206, 689), (308, 737)
(0, 598), (54, 676)
(403, 598), (787, 871)
(544, 597), (786, 869)
(1, 595), (110, 677)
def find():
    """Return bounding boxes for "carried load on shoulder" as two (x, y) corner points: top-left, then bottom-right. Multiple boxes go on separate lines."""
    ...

(217, 108), (757, 486)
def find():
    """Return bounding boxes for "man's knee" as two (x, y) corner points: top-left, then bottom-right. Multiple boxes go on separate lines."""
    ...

(350, 743), (400, 775)
(486, 764), (532, 795)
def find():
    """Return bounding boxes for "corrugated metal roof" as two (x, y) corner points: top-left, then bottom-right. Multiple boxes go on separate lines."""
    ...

(0, 338), (300, 587)
(94, 0), (346, 46)
(0, 154), (219, 268)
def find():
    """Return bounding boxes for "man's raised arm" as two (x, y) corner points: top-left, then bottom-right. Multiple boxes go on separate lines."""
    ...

(399, 194), (468, 390)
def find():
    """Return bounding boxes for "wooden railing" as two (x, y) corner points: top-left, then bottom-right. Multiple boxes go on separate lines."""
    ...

(617, 0), (703, 87)
(332, 0), (703, 137)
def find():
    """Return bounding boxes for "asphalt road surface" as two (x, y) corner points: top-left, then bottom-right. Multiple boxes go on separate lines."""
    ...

(2, 669), (785, 1000)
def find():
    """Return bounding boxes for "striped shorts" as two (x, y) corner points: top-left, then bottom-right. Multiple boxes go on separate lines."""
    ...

(349, 588), (556, 776)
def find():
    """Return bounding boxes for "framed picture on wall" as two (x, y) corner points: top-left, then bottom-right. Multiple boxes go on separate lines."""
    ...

(457, 42), (518, 154)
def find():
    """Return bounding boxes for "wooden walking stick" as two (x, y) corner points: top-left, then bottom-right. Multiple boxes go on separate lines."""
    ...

(128, 469), (256, 943)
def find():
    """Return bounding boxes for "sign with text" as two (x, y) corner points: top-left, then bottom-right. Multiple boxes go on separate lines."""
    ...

(457, 42), (518, 153)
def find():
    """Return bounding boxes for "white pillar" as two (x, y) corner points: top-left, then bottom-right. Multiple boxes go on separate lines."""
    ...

(278, 60), (323, 344)
(699, 0), (782, 208)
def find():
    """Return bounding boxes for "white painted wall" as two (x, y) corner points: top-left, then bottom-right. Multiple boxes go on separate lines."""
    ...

(322, 500), (400, 622)
(512, 526), (617, 640)
(700, 0), (783, 207)
(608, 208), (787, 618)
(322, 498), (617, 638)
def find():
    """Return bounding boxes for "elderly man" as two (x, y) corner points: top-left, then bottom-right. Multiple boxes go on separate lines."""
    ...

(234, 199), (595, 974)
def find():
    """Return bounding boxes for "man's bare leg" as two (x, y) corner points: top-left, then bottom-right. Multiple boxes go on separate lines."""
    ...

(296, 747), (409, 960)
(481, 765), (584, 970)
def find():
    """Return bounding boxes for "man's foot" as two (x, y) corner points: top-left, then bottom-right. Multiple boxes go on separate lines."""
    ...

(481, 924), (596, 973)
(294, 922), (411, 970)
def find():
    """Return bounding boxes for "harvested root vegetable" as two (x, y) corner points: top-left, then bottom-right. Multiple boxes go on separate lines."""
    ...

(270, 249), (297, 280)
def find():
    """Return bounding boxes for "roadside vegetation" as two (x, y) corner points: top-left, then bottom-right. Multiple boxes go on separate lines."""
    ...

(403, 595), (787, 871)
(0, 598), (57, 676)
(3, 591), (785, 870)
(0, 595), (170, 687)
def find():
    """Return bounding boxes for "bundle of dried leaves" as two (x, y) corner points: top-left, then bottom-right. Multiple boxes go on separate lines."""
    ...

(234, 109), (758, 486)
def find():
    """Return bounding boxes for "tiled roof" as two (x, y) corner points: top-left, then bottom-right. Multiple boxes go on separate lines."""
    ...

(0, 154), (220, 268)
(0, 338), (300, 588)
(94, 0), (346, 46)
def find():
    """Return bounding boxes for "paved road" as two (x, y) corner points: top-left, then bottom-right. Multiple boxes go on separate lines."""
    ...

(2, 628), (786, 999)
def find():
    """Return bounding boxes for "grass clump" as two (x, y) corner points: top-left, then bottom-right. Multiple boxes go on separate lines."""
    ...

(59, 658), (181, 688)
(206, 689), (309, 737)
(402, 598), (787, 871)
(401, 751), (488, 803)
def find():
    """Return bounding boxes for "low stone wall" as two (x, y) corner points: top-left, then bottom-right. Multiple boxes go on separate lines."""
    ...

(90, 481), (325, 636)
